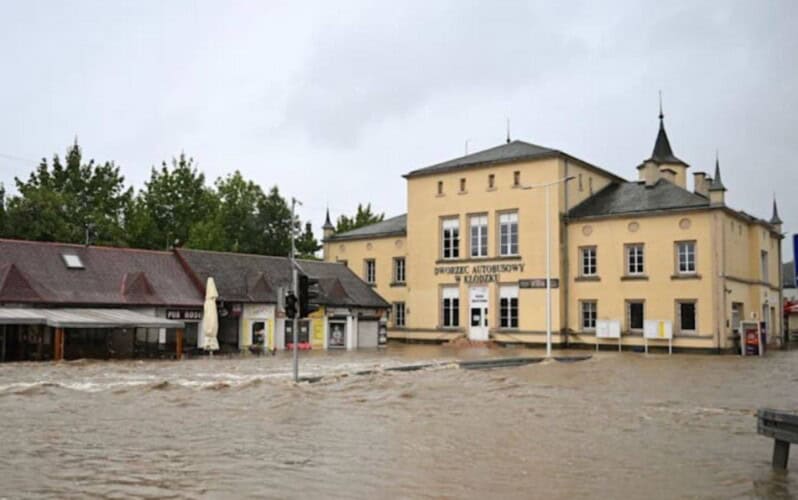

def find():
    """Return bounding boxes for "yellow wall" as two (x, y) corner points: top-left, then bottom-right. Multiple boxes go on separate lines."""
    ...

(324, 235), (407, 327)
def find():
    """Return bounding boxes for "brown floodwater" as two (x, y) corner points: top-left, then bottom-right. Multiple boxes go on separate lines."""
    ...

(1, 345), (797, 499)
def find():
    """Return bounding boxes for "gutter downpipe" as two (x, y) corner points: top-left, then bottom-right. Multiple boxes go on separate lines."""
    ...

(563, 159), (570, 347)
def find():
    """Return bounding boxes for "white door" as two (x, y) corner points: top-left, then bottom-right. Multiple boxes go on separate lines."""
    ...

(469, 287), (489, 341)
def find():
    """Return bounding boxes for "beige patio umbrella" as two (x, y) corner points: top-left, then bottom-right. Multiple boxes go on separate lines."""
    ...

(202, 277), (220, 353)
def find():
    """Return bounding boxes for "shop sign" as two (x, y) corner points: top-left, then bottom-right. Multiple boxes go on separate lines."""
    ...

(219, 303), (243, 318)
(434, 262), (525, 284)
(166, 309), (203, 321)
(519, 278), (559, 289)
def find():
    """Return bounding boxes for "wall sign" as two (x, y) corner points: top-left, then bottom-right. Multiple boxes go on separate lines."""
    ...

(518, 278), (559, 289)
(434, 262), (525, 284)
(166, 309), (203, 321)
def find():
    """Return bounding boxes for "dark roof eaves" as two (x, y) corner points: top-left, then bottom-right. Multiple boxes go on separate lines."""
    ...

(325, 230), (407, 242)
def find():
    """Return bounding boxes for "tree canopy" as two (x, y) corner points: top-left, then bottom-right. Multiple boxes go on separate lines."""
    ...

(335, 203), (384, 234)
(2, 141), (322, 257)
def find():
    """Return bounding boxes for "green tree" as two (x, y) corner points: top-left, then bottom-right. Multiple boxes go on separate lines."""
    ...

(5, 141), (132, 245)
(335, 203), (384, 234)
(256, 186), (293, 256)
(126, 153), (217, 249)
(295, 222), (321, 259)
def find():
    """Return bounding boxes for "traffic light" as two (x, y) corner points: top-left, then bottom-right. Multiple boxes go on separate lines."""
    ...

(285, 291), (298, 319)
(299, 274), (322, 318)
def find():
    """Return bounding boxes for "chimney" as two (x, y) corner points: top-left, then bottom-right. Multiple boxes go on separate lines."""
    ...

(637, 161), (659, 188)
(693, 172), (708, 197)
(660, 168), (677, 184)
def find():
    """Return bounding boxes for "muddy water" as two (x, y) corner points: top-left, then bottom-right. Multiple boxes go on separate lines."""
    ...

(1, 346), (797, 499)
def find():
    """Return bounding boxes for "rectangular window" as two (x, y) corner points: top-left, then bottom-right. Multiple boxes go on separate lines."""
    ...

(761, 250), (769, 282)
(394, 302), (406, 327)
(442, 287), (460, 328)
(626, 244), (645, 275)
(627, 300), (644, 331)
(469, 215), (488, 258)
(580, 246), (597, 276)
(488, 174), (495, 189)
(364, 259), (376, 284)
(581, 301), (597, 330)
(393, 257), (406, 283)
(513, 171), (521, 187)
(442, 218), (460, 259)
(499, 212), (519, 256)
(499, 285), (519, 329)
(460, 178), (466, 192)
(677, 300), (696, 334)
(676, 241), (696, 274)
(437, 180), (443, 195)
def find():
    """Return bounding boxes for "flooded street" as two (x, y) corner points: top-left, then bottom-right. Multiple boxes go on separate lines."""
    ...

(1, 346), (797, 499)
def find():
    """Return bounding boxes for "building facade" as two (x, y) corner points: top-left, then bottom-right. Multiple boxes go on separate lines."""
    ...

(324, 112), (784, 352)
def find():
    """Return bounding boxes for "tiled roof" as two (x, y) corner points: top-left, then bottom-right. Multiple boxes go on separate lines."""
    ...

(0, 239), (204, 306)
(176, 249), (389, 309)
(325, 214), (407, 242)
(568, 179), (710, 218)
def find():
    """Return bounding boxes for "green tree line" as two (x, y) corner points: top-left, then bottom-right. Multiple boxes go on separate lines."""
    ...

(0, 141), (375, 259)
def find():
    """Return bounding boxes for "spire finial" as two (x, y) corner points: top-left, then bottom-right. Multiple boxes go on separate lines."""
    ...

(506, 118), (511, 144)
(709, 151), (726, 191)
(658, 90), (663, 121)
(323, 206), (334, 230)
(770, 193), (783, 225)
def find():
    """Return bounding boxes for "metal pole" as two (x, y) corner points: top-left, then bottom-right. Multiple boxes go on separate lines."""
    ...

(291, 197), (300, 383)
(545, 184), (552, 358)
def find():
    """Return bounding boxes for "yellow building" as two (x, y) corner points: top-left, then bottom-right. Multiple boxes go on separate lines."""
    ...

(324, 110), (784, 352)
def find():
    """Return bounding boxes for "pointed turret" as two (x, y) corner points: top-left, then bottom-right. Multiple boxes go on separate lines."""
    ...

(322, 208), (335, 260)
(638, 95), (689, 188)
(770, 196), (783, 227)
(709, 154), (726, 206)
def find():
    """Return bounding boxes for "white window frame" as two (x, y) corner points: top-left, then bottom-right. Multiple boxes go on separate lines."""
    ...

(499, 212), (519, 256)
(393, 257), (406, 284)
(442, 287), (460, 328)
(626, 244), (645, 275)
(469, 214), (488, 258)
(499, 285), (519, 329)
(676, 241), (696, 274)
(364, 259), (376, 284)
(394, 302), (406, 328)
(580, 246), (597, 277)
(581, 301), (597, 331)
(442, 218), (460, 260)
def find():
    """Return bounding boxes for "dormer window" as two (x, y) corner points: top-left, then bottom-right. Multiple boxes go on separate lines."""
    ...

(62, 253), (84, 269)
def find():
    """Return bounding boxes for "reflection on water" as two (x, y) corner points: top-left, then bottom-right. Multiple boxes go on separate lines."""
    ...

(1, 346), (797, 499)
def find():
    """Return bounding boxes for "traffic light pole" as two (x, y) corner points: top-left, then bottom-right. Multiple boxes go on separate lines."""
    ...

(290, 197), (300, 383)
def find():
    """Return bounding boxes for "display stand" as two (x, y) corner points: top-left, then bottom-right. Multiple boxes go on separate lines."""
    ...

(595, 319), (621, 352)
(643, 320), (673, 355)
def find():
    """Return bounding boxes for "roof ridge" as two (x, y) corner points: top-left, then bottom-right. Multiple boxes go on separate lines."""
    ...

(0, 238), (173, 255)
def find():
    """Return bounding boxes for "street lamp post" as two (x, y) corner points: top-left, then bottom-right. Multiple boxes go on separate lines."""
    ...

(521, 176), (575, 358)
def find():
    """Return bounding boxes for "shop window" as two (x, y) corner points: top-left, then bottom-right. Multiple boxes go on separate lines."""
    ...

(581, 301), (597, 330)
(626, 300), (644, 331)
(499, 285), (519, 329)
(499, 212), (519, 256)
(442, 218), (460, 259)
(580, 246), (597, 276)
(364, 259), (376, 284)
(676, 241), (696, 274)
(393, 257), (406, 284)
(677, 300), (697, 334)
(442, 287), (460, 328)
(469, 214), (488, 258)
(394, 302), (406, 327)
(625, 244), (645, 275)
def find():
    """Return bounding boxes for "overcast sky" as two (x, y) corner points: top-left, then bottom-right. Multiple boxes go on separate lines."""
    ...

(1, 1), (796, 254)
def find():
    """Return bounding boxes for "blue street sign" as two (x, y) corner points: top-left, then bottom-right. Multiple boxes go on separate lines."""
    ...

(793, 234), (798, 288)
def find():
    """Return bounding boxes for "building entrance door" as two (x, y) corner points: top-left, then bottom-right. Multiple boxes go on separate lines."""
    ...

(469, 287), (489, 341)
